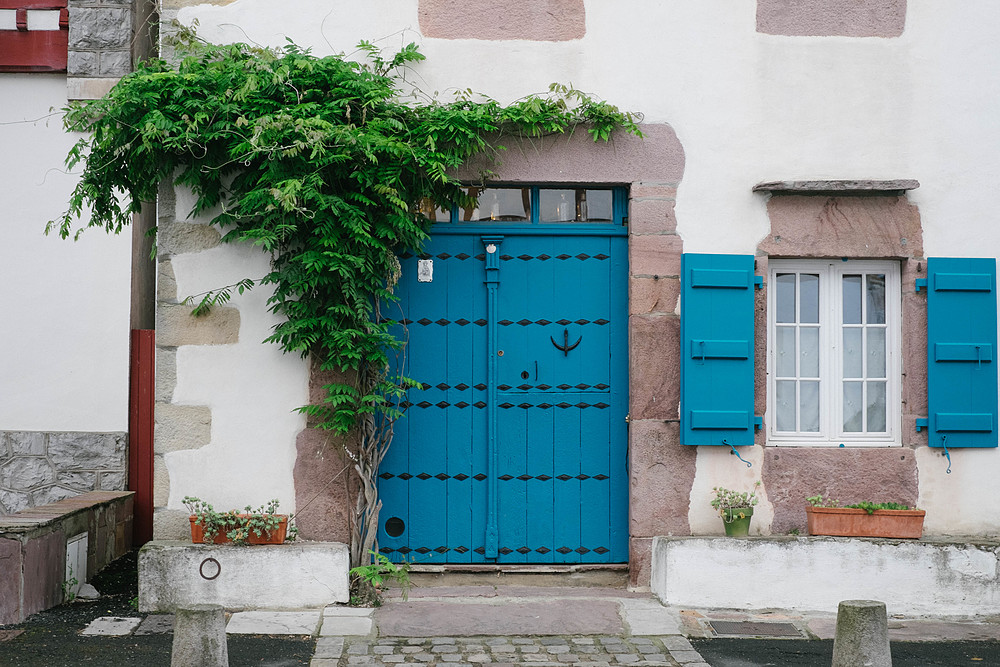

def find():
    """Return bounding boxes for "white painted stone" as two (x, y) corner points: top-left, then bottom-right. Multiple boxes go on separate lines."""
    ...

(226, 610), (321, 635)
(620, 598), (681, 636)
(81, 616), (142, 636)
(318, 615), (374, 637)
(138, 541), (349, 612)
(323, 606), (375, 617)
(651, 537), (1000, 616)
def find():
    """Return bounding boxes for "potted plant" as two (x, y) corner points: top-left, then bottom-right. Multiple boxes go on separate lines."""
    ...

(710, 482), (761, 537)
(805, 495), (925, 539)
(183, 496), (292, 545)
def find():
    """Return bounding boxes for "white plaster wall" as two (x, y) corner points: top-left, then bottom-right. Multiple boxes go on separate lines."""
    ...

(0, 75), (131, 432)
(164, 188), (309, 514)
(171, 0), (1000, 534)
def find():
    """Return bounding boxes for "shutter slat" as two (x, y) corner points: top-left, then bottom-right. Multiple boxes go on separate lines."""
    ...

(680, 254), (757, 446)
(926, 257), (998, 448)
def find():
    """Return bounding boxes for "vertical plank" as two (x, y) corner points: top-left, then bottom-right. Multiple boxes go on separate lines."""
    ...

(128, 329), (154, 546)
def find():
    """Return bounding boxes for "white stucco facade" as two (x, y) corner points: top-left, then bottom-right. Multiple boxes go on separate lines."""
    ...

(0, 74), (132, 432)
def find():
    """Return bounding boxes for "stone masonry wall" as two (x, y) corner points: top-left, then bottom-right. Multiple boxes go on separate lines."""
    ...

(0, 432), (127, 515)
(68, 0), (133, 78)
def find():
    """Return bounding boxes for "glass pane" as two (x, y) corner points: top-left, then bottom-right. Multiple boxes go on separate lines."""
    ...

(800, 381), (820, 432)
(460, 187), (530, 222)
(866, 274), (886, 324)
(776, 380), (796, 431)
(540, 188), (613, 222)
(418, 198), (450, 222)
(776, 274), (796, 323)
(800, 327), (819, 377)
(867, 381), (887, 432)
(843, 381), (863, 432)
(776, 327), (796, 377)
(800, 274), (819, 323)
(843, 328), (863, 378)
(843, 275), (862, 324)
(867, 328), (886, 378)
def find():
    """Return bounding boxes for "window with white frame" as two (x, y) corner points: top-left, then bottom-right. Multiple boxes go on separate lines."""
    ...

(767, 259), (900, 446)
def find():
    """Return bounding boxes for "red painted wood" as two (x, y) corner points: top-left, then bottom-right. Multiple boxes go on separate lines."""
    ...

(128, 330), (155, 546)
(0, 0), (68, 72)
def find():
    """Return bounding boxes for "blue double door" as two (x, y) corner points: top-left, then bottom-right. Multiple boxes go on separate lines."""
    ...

(378, 232), (628, 563)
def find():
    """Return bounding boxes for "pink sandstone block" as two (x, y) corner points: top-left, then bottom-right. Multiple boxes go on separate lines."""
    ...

(629, 314), (680, 420)
(629, 234), (682, 278)
(419, 0), (586, 42)
(630, 198), (677, 235)
(628, 420), (694, 538)
(757, 0), (906, 37)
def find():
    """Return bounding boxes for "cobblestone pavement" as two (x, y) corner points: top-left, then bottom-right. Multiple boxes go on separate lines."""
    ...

(311, 635), (704, 666)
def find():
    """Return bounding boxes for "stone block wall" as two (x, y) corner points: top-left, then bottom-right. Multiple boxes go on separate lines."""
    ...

(67, 0), (157, 100)
(0, 431), (127, 515)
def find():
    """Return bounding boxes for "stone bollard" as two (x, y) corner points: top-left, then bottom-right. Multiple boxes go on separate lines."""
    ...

(831, 599), (892, 667)
(171, 604), (229, 667)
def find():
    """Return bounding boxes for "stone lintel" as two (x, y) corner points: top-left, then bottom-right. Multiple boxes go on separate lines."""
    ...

(753, 179), (920, 195)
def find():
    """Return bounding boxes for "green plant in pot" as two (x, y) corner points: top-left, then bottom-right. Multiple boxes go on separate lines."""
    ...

(710, 482), (761, 537)
(183, 496), (292, 545)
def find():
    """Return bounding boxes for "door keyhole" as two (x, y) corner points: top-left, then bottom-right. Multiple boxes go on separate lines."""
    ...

(520, 371), (530, 380)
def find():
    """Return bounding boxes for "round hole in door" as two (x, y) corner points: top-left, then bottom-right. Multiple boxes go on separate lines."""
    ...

(385, 517), (405, 538)
(521, 371), (530, 380)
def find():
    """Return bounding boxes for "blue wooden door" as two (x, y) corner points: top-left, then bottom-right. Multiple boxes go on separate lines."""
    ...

(378, 232), (628, 563)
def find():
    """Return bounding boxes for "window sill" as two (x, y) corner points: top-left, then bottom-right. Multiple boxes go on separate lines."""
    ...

(752, 179), (919, 196)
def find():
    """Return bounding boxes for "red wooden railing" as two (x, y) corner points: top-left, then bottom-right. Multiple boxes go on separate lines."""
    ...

(0, 0), (69, 72)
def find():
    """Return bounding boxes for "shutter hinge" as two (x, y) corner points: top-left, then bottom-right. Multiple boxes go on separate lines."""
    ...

(754, 276), (764, 290)
(754, 416), (763, 430)
(915, 418), (929, 432)
(915, 278), (928, 292)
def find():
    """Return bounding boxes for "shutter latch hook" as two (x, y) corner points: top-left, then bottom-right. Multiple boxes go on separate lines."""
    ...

(724, 439), (752, 468)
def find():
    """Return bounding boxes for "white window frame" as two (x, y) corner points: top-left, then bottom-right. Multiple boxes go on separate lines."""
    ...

(767, 259), (901, 447)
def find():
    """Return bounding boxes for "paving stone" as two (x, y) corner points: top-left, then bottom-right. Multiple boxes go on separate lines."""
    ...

(614, 654), (640, 663)
(539, 638), (567, 645)
(577, 645), (601, 654)
(81, 616), (142, 636)
(638, 645), (661, 653)
(660, 636), (693, 652)
(226, 610), (320, 635)
(134, 614), (174, 635)
(310, 659), (338, 667)
(572, 638), (595, 645)
(314, 637), (345, 659)
(440, 655), (463, 662)
(382, 656), (406, 663)
(518, 645), (541, 653)
(468, 653), (491, 662)
(320, 616), (373, 636)
(347, 657), (374, 665)
(373, 645), (395, 654)
(401, 646), (424, 653)
(433, 644), (460, 653)
(557, 654), (581, 662)
(522, 654), (551, 662)
(435, 637), (458, 643)
(546, 645), (570, 653)
(411, 652), (434, 661)
(408, 638), (428, 645)
(668, 651), (704, 664)
(511, 638), (534, 645)
(632, 638), (654, 645)
(348, 643), (370, 654)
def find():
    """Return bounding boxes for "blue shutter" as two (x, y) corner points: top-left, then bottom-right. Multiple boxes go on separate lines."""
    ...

(926, 257), (998, 448)
(680, 253), (758, 446)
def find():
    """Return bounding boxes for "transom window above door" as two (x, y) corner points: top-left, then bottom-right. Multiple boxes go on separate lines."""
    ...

(767, 259), (901, 446)
(420, 186), (626, 227)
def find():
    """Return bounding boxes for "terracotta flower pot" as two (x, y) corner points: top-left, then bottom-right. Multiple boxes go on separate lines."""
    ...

(189, 515), (288, 545)
(806, 506), (925, 539)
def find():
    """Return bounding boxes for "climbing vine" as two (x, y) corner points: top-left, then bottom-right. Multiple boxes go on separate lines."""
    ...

(52, 34), (642, 566)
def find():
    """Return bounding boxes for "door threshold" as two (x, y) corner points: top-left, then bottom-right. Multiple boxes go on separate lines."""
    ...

(407, 563), (629, 588)
(410, 563), (628, 574)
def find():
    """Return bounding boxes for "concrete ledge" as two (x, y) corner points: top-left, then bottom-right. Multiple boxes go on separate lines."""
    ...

(138, 540), (350, 612)
(651, 536), (1000, 616)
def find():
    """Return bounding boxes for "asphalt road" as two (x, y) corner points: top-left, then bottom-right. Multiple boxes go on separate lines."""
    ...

(692, 637), (1000, 666)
